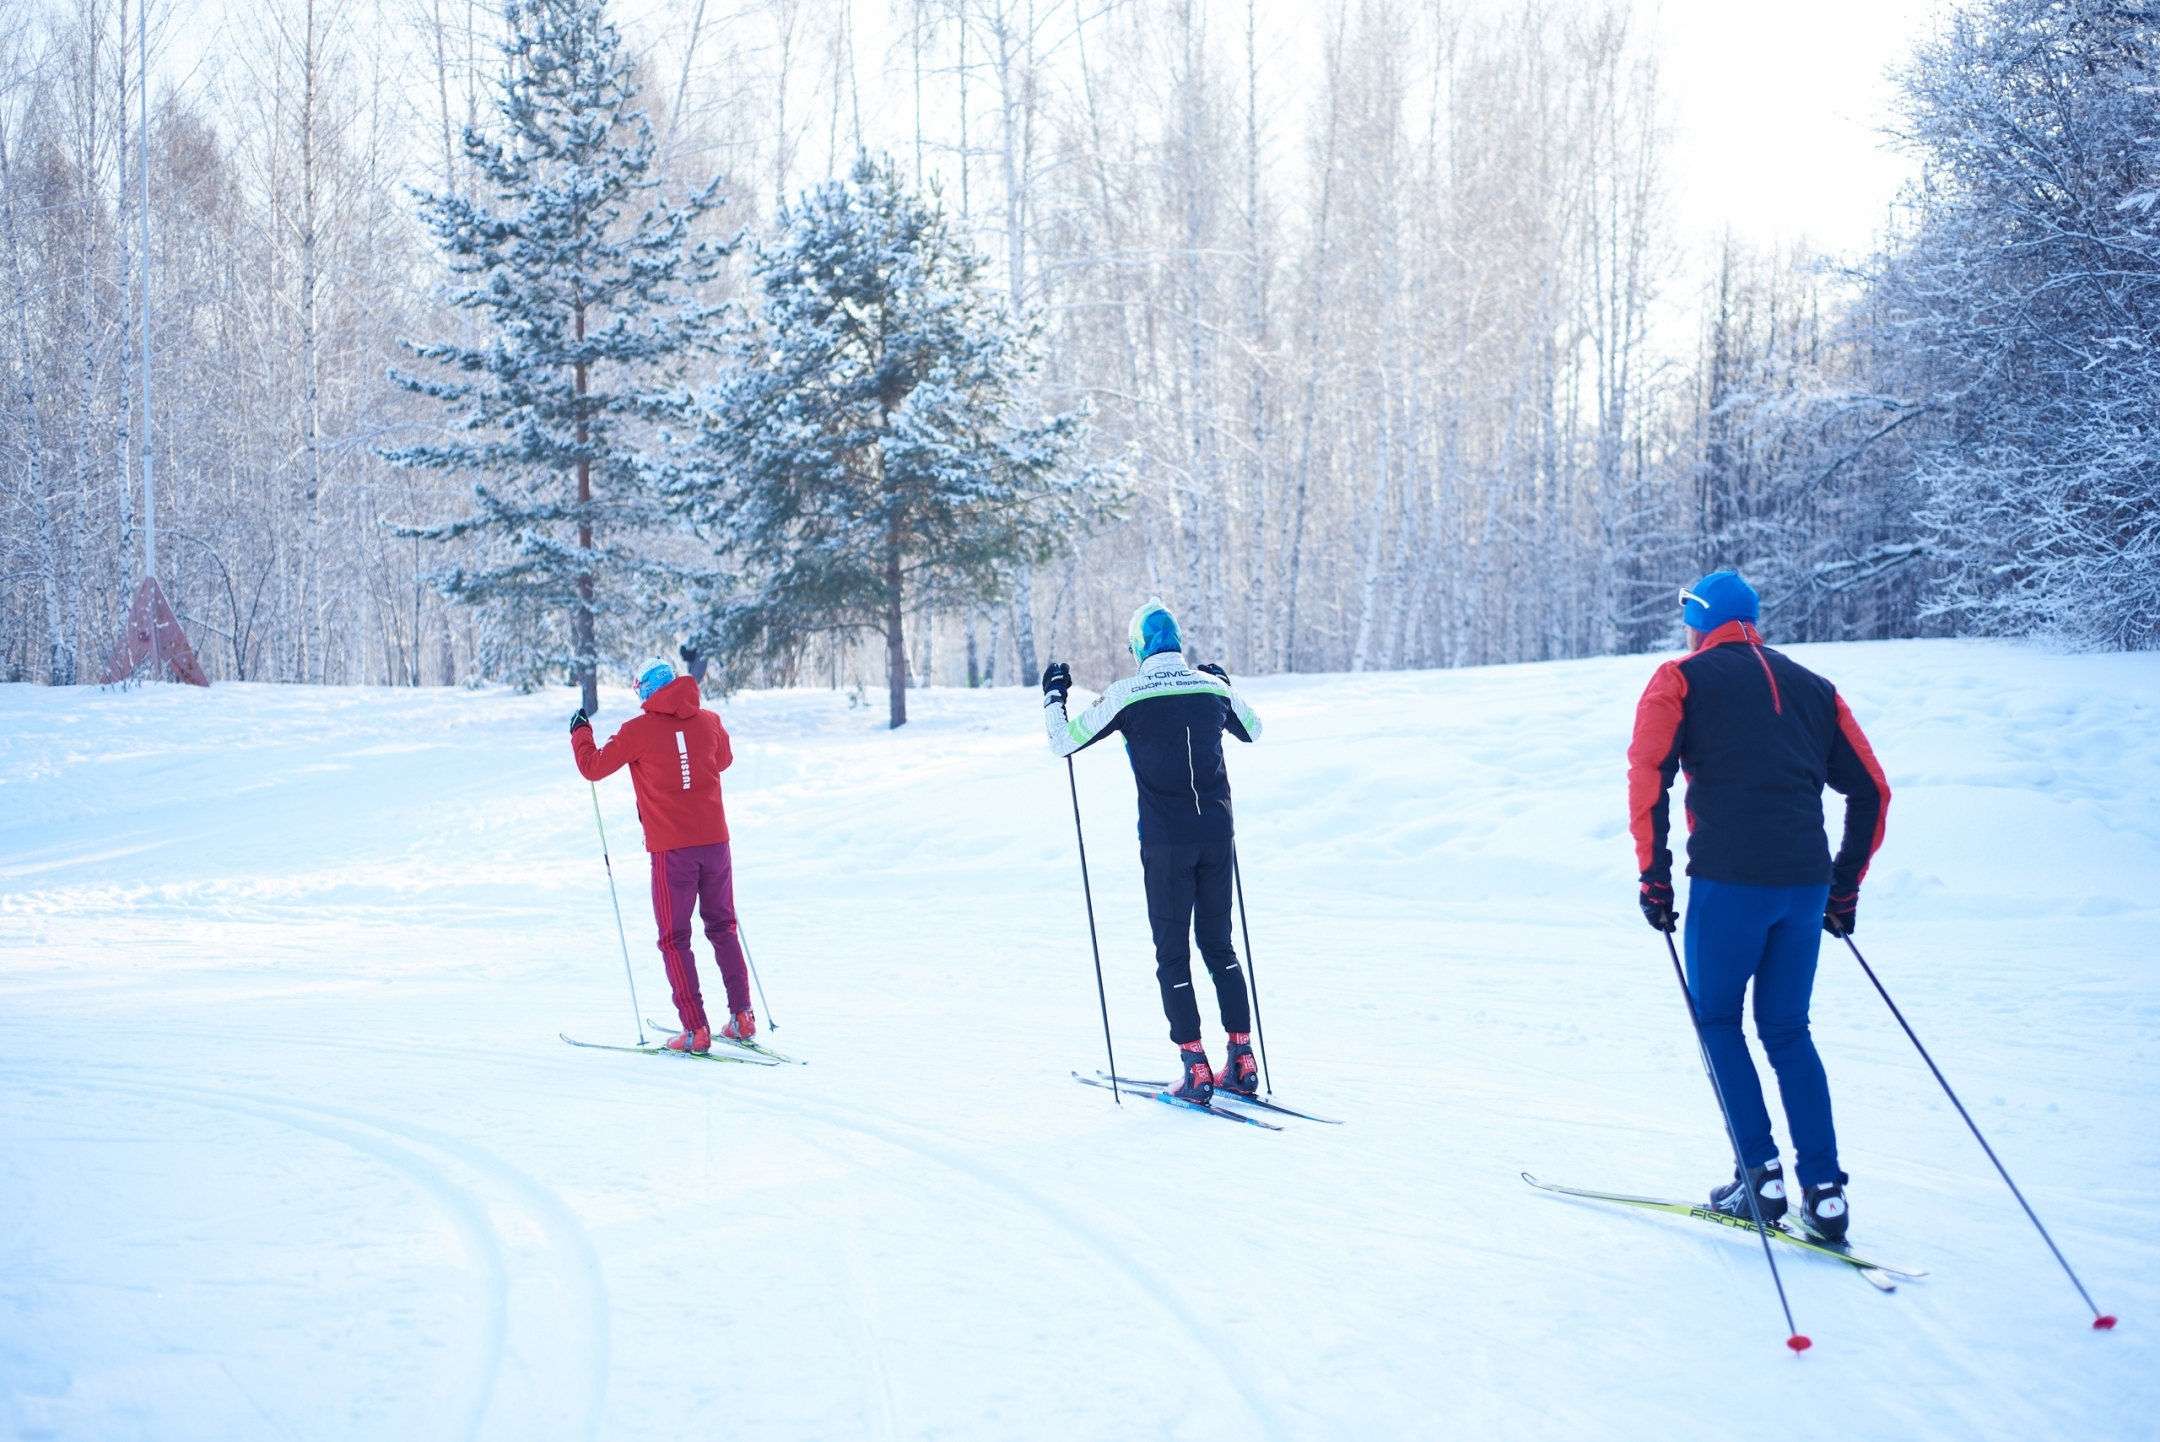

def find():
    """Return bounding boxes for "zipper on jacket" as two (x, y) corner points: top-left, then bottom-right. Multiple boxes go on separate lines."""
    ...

(1185, 727), (1202, 814)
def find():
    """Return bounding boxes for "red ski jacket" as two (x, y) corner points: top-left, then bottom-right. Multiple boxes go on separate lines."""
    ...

(1628, 620), (1889, 894)
(572, 676), (733, 852)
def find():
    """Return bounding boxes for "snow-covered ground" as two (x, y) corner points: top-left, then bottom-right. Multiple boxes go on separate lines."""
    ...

(2, 639), (2155, 1440)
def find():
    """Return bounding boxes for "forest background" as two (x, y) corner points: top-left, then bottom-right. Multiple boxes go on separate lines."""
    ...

(4, 0), (2155, 698)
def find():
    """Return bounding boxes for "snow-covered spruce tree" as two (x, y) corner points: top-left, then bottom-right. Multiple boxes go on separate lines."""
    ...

(667, 154), (1106, 729)
(387, 0), (726, 711)
(1875, 0), (2160, 649)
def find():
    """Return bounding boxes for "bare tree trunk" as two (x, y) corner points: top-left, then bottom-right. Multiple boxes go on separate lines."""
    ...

(3, 115), (67, 684)
(1010, 572), (1038, 683)
(115, 0), (136, 620)
(1241, 0), (1267, 674)
(884, 536), (907, 727)
(1350, 416), (1388, 672)
(771, 0), (802, 214)
(430, 0), (457, 191)
(1072, 0), (1155, 632)
(301, 0), (327, 683)
(985, 0), (1041, 685)
(1281, 6), (1348, 673)
(574, 297), (597, 714)
(57, 11), (107, 688)
(1173, 0), (1215, 660)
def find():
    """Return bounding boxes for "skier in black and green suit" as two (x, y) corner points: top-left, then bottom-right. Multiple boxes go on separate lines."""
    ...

(1042, 599), (1265, 1104)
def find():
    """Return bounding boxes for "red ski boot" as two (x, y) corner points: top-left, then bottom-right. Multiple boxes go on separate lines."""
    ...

(721, 1010), (757, 1042)
(664, 1025), (712, 1054)
(1164, 1042), (1214, 1104)
(1214, 1033), (1259, 1097)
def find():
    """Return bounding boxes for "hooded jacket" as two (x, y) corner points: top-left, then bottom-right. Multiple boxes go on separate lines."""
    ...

(1045, 651), (1262, 845)
(1628, 620), (1889, 893)
(573, 675), (733, 852)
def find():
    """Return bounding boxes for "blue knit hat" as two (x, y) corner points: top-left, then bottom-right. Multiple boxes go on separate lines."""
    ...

(1680, 571), (1760, 632)
(633, 656), (677, 700)
(1128, 599), (1183, 663)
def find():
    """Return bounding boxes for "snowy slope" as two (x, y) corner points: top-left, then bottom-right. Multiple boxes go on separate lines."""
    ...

(1, 639), (2155, 1440)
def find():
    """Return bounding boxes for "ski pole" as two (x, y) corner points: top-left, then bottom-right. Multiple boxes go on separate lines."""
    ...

(739, 920), (778, 1031)
(1230, 846), (1272, 1095)
(590, 782), (646, 1046)
(1663, 927), (1811, 1353)
(1066, 755), (1121, 1104)
(1837, 931), (2116, 1329)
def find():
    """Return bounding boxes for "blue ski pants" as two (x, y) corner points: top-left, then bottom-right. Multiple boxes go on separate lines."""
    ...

(1684, 877), (1841, 1186)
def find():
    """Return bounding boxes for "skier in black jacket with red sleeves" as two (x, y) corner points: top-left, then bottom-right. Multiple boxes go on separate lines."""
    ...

(1628, 571), (1891, 1243)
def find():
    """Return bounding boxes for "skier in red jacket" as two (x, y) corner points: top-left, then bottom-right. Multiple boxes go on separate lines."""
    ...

(571, 657), (755, 1053)
(1628, 572), (1890, 1243)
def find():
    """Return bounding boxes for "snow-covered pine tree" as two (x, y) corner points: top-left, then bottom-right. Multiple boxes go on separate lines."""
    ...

(387, 0), (726, 711)
(1877, 0), (2160, 649)
(668, 153), (1107, 729)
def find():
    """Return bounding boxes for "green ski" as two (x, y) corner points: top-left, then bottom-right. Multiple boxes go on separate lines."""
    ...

(1522, 1172), (1924, 1291)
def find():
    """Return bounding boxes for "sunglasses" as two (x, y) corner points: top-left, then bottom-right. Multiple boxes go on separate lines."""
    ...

(1678, 586), (1708, 609)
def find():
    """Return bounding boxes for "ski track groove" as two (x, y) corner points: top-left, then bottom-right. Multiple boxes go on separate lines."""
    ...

(539, 1041), (1290, 1441)
(833, 1209), (904, 1442)
(29, 1071), (608, 1442)
(271, 1024), (1284, 1437)
(41, 1027), (1280, 1437)
(691, 1079), (1292, 1441)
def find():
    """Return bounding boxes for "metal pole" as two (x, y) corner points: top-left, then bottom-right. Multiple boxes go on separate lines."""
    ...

(590, 783), (646, 1045)
(1230, 846), (1272, 1094)
(1663, 928), (1810, 1352)
(739, 920), (777, 1030)
(1066, 756), (1120, 1103)
(1838, 932), (2115, 1329)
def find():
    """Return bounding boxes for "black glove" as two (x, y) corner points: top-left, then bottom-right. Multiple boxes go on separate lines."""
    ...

(1196, 662), (1229, 683)
(570, 707), (591, 734)
(1041, 661), (1072, 703)
(1823, 891), (1858, 937)
(1639, 878), (1676, 933)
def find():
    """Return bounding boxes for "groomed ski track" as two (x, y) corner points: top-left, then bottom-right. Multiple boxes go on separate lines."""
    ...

(3, 640), (2155, 1438)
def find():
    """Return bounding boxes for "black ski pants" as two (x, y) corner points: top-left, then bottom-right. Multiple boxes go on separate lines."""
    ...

(1140, 840), (1251, 1046)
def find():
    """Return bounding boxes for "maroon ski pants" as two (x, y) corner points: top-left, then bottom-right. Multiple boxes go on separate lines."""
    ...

(649, 841), (751, 1032)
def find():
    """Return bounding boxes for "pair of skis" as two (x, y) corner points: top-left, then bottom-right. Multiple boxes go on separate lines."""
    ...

(1522, 1173), (1925, 1292)
(559, 1034), (777, 1065)
(644, 1017), (803, 1066)
(559, 1023), (803, 1067)
(1071, 1071), (1343, 1130)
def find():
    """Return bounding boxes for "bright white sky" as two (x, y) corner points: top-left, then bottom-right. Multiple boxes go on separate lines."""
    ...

(1649, 0), (1945, 261)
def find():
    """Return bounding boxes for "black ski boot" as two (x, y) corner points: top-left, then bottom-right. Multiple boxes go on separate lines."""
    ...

(1709, 1158), (1787, 1224)
(1165, 1043), (1214, 1105)
(1796, 1176), (1851, 1244)
(1214, 1032), (1259, 1098)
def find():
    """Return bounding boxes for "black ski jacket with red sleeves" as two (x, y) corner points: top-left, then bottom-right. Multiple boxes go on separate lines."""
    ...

(1627, 620), (1890, 896)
